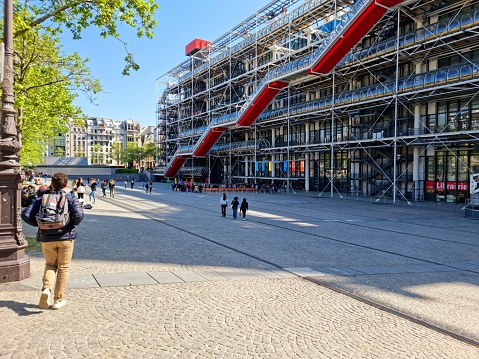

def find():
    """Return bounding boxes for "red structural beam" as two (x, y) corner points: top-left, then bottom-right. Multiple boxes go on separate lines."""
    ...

(236, 81), (289, 127)
(308, 0), (403, 75)
(164, 156), (188, 177)
(194, 127), (227, 157)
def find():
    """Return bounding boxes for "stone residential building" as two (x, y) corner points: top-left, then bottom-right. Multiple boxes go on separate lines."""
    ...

(49, 117), (142, 166)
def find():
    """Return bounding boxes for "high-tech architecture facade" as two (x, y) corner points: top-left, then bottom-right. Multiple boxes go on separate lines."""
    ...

(155, 0), (479, 204)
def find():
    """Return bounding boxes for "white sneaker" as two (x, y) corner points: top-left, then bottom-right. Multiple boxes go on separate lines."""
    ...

(39, 288), (51, 309)
(52, 299), (67, 310)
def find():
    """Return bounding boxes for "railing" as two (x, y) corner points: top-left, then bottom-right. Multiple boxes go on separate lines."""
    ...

(342, 7), (479, 66)
(258, 61), (479, 123)
(211, 140), (257, 152)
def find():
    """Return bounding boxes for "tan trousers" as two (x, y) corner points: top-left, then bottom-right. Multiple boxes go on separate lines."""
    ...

(41, 240), (75, 300)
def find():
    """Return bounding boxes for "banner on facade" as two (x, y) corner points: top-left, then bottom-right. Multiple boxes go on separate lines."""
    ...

(283, 161), (287, 172)
(291, 161), (296, 172)
(268, 162), (272, 171)
(471, 173), (479, 194)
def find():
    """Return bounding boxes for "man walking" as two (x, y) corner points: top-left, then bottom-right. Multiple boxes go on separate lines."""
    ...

(21, 172), (84, 310)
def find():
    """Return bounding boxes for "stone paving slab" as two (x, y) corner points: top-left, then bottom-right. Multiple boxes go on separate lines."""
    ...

(282, 267), (328, 277)
(172, 270), (208, 282)
(214, 268), (271, 280)
(93, 272), (158, 287)
(193, 270), (229, 281)
(148, 271), (184, 284)
(68, 274), (99, 289)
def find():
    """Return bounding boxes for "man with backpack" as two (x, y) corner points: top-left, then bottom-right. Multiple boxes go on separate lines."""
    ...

(21, 172), (84, 310)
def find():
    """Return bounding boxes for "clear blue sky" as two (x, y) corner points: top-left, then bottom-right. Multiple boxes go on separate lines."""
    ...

(60, 0), (271, 128)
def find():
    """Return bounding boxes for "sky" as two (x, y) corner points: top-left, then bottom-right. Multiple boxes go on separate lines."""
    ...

(59, 0), (272, 128)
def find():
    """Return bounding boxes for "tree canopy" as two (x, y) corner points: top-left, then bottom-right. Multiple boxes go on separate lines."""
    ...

(8, 0), (160, 166)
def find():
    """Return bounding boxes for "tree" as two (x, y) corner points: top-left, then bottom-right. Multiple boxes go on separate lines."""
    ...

(12, 6), (102, 166)
(15, 0), (159, 75)
(111, 142), (124, 165)
(143, 142), (157, 168)
(90, 144), (103, 164)
(10, 0), (159, 166)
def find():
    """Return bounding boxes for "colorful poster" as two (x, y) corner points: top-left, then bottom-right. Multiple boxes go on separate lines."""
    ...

(291, 161), (296, 172)
(261, 162), (265, 171)
(471, 173), (479, 194)
(300, 160), (304, 172)
(283, 161), (288, 172)
(268, 162), (272, 171)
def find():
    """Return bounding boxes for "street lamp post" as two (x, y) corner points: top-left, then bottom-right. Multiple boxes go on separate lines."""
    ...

(0, 0), (30, 282)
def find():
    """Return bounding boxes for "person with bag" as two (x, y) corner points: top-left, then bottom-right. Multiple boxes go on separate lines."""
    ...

(231, 196), (240, 220)
(219, 193), (228, 217)
(21, 172), (84, 310)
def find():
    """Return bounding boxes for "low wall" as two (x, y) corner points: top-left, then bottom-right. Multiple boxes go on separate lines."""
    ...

(34, 166), (115, 179)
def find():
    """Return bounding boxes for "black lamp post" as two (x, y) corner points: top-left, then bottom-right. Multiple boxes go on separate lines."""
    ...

(0, 0), (30, 282)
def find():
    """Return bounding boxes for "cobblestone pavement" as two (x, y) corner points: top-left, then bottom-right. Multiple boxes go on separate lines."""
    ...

(1, 185), (479, 358)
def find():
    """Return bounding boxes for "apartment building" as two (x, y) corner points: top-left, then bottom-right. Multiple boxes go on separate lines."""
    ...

(155, 0), (479, 204)
(49, 117), (142, 166)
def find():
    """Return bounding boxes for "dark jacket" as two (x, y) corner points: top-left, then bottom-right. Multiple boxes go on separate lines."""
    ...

(231, 199), (239, 209)
(240, 200), (249, 211)
(21, 190), (84, 242)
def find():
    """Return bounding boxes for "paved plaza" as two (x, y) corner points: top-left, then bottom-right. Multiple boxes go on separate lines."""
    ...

(1, 184), (479, 358)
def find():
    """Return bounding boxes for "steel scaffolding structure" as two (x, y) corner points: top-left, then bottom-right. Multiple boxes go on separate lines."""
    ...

(155, 0), (479, 204)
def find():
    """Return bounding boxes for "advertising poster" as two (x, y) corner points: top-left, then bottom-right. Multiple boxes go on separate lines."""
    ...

(471, 173), (479, 194)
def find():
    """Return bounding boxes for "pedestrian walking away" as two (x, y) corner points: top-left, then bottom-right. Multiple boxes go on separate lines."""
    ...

(21, 172), (84, 310)
(89, 178), (97, 203)
(109, 179), (116, 197)
(100, 179), (107, 197)
(220, 193), (228, 217)
(76, 177), (86, 200)
(149, 181), (153, 194)
(145, 181), (149, 193)
(240, 198), (249, 220)
(130, 178), (135, 189)
(124, 180), (127, 189)
(231, 196), (240, 220)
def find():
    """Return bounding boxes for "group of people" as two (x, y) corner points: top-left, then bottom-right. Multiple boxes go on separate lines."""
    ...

(220, 193), (249, 220)
(69, 177), (118, 204)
